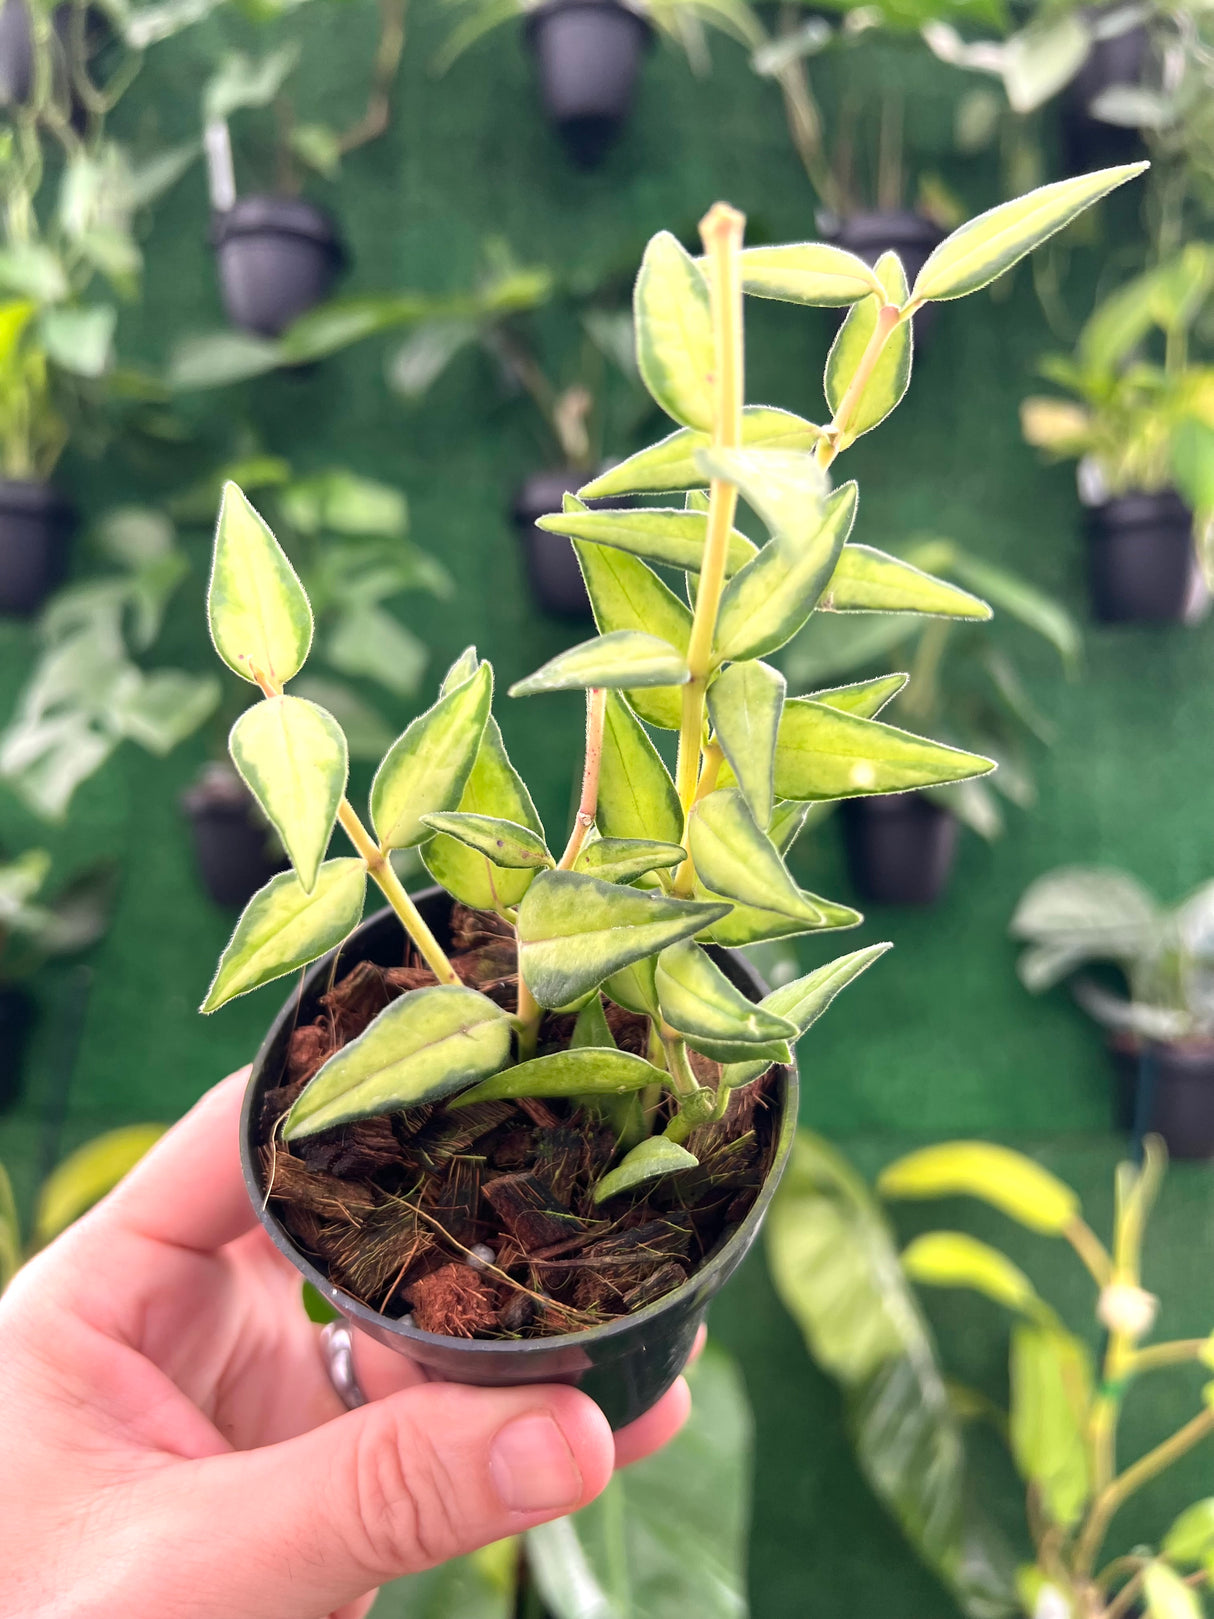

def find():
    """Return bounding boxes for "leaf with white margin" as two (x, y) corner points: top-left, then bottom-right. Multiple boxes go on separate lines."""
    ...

(707, 660), (785, 828)
(825, 251), (910, 443)
(574, 542), (693, 730)
(768, 700), (994, 801)
(689, 789), (824, 922)
(656, 939), (796, 1063)
(451, 1048), (662, 1107)
(597, 692), (682, 845)
(229, 695), (347, 893)
(509, 631), (689, 700)
(739, 242), (883, 306)
(420, 812), (551, 870)
(819, 545), (991, 618)
(578, 407), (825, 500)
(207, 481), (312, 687)
(370, 662), (492, 849)
(594, 1135), (699, 1204)
(634, 231), (715, 429)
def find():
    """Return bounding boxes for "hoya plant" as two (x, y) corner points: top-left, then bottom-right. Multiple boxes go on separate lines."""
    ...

(201, 164), (1142, 1321)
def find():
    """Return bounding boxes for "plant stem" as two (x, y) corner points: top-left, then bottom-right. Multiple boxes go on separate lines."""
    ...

(514, 975), (541, 1061)
(1104, 1568), (1146, 1619)
(335, 801), (459, 984)
(1074, 1406), (1214, 1576)
(558, 686), (607, 870)
(1130, 1338), (1210, 1374)
(1064, 1216), (1114, 1286)
(815, 301), (901, 470)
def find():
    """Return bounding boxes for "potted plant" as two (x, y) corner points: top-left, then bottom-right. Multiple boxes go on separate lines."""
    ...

(770, 1130), (1214, 1616)
(1011, 866), (1214, 1158)
(198, 166), (1141, 1426)
(1021, 244), (1214, 624)
(0, 848), (113, 1111)
(781, 537), (1081, 904)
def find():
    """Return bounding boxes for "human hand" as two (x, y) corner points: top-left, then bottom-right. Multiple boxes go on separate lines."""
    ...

(0, 1071), (694, 1619)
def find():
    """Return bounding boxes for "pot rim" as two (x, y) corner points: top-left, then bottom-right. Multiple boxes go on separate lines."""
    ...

(211, 195), (346, 259)
(241, 891), (798, 1358)
(0, 477), (74, 517)
(524, 0), (655, 44)
(1087, 487), (1191, 529)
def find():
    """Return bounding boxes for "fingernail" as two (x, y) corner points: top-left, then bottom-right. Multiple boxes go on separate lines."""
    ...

(490, 1412), (583, 1513)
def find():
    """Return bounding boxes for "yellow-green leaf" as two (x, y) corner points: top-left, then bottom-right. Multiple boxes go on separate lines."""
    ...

(594, 1135), (699, 1204)
(825, 251), (910, 443)
(370, 662), (493, 849)
(1163, 1500), (1214, 1566)
(634, 231), (715, 429)
(578, 407), (825, 500)
(699, 886), (861, 948)
(283, 984), (512, 1138)
(806, 673), (908, 718)
(201, 858), (367, 1012)
(1143, 1562), (1204, 1619)
(229, 695), (347, 893)
(574, 836), (685, 884)
(537, 507), (756, 575)
(452, 1048), (662, 1107)
(574, 542), (693, 729)
(0, 1162), (20, 1289)
(1009, 1323), (1092, 1529)
(420, 812), (551, 870)
(739, 242), (884, 306)
(879, 1143), (1080, 1234)
(33, 1125), (166, 1247)
(656, 939), (796, 1063)
(697, 446), (829, 559)
(597, 692), (682, 844)
(769, 700), (995, 800)
(423, 717), (544, 911)
(572, 992), (615, 1048)
(689, 788), (823, 923)
(902, 1231), (1049, 1320)
(207, 481), (312, 687)
(911, 163), (1148, 304)
(820, 546), (992, 619)
(509, 631), (688, 701)
(707, 660), (785, 828)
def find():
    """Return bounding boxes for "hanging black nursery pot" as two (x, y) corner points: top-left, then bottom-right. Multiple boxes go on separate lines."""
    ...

(240, 889), (798, 1430)
(523, 0), (652, 168)
(1109, 1035), (1214, 1160)
(841, 792), (959, 907)
(827, 211), (944, 340)
(1086, 490), (1206, 625)
(0, 480), (74, 617)
(512, 468), (594, 619)
(1060, 14), (1149, 176)
(211, 196), (345, 339)
(0, 984), (35, 1112)
(181, 764), (288, 909)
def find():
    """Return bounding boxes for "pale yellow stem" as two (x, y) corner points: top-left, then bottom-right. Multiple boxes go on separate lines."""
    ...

(557, 686), (607, 870)
(335, 801), (459, 985)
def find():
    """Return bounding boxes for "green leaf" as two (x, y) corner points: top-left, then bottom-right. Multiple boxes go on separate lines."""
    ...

(517, 870), (729, 1009)
(1008, 1323), (1092, 1529)
(707, 660), (785, 827)
(633, 231), (715, 429)
(720, 942), (891, 1087)
(327, 604), (428, 699)
(878, 1143), (1080, 1235)
(509, 632), (688, 701)
(825, 252), (911, 442)
(603, 955), (660, 1017)
(229, 695), (347, 894)
(370, 663), (493, 849)
(201, 859), (367, 1012)
(33, 1125), (165, 1246)
(944, 551), (1081, 671)
(451, 1048), (662, 1107)
(578, 407), (824, 500)
(419, 812), (551, 870)
(807, 673), (909, 717)
(440, 645), (481, 696)
(301, 1280), (340, 1325)
(207, 481), (313, 687)
(0, 1162), (21, 1290)
(573, 544), (693, 730)
(572, 992), (616, 1048)
(574, 837), (685, 884)
(911, 163), (1148, 304)
(698, 886), (861, 948)
(423, 718), (544, 911)
(713, 484), (857, 662)
(820, 546), (992, 619)
(689, 789), (824, 924)
(537, 508), (756, 576)
(697, 446), (829, 559)
(597, 693), (682, 845)
(767, 699), (994, 800)
(768, 798), (814, 854)
(1163, 1500), (1214, 1566)
(656, 939), (796, 1062)
(902, 1231), (1050, 1320)
(738, 242), (883, 306)
(283, 985), (513, 1138)
(594, 1135), (699, 1203)
(1143, 1562), (1204, 1619)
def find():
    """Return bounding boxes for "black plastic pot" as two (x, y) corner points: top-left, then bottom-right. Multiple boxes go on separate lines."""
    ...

(211, 196), (345, 339)
(524, 0), (652, 167)
(512, 468), (595, 618)
(240, 889), (798, 1429)
(1086, 491), (1206, 625)
(1109, 1036), (1214, 1160)
(0, 0), (97, 113)
(0, 480), (74, 617)
(1061, 12), (1149, 176)
(181, 764), (287, 909)
(0, 984), (35, 1112)
(841, 793), (959, 907)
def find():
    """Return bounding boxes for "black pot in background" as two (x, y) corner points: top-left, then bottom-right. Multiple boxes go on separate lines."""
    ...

(241, 889), (798, 1430)
(524, 0), (652, 168)
(827, 211), (944, 340)
(0, 0), (99, 113)
(0, 984), (35, 1112)
(181, 763), (287, 909)
(0, 480), (74, 617)
(1060, 13), (1149, 176)
(1109, 1036), (1214, 1160)
(841, 793), (959, 907)
(512, 467), (594, 619)
(1086, 490), (1206, 625)
(212, 196), (345, 339)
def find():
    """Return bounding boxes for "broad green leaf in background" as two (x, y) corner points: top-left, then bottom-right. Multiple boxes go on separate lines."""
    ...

(738, 242), (883, 306)
(1001, 12), (1091, 113)
(901, 1232), (1052, 1322)
(39, 303), (116, 379)
(327, 604), (428, 699)
(707, 660), (785, 827)
(33, 1125), (166, 1246)
(113, 669), (221, 755)
(453, 1048), (662, 1107)
(807, 673), (909, 717)
(370, 1541), (517, 1619)
(208, 482), (313, 687)
(0, 1163), (20, 1292)
(423, 718), (545, 911)
(1171, 416), (1214, 518)
(1143, 1562), (1204, 1619)
(537, 508), (756, 575)
(229, 696), (347, 893)
(656, 939), (795, 1062)
(371, 662), (492, 849)
(783, 608), (920, 686)
(201, 858), (367, 1012)
(509, 631), (689, 701)
(943, 550), (1081, 671)
(819, 546), (992, 619)
(689, 789), (824, 924)
(283, 985), (512, 1138)
(633, 231), (715, 430)
(594, 1135), (700, 1204)
(825, 252), (910, 442)
(419, 812), (551, 870)
(1009, 866), (1161, 993)
(766, 700), (994, 800)
(878, 1143), (1081, 1235)
(574, 543), (693, 729)
(527, 1343), (753, 1619)
(1008, 1323), (1092, 1529)
(517, 870), (729, 1008)
(574, 836), (685, 885)
(577, 407), (824, 500)
(290, 677), (395, 762)
(1163, 1499), (1214, 1566)
(597, 693), (683, 845)
(910, 163), (1148, 304)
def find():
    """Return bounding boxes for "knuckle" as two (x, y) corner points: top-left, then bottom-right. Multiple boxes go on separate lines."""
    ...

(346, 1410), (466, 1577)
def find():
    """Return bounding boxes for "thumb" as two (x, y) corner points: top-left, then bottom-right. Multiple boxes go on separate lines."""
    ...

(151, 1380), (615, 1619)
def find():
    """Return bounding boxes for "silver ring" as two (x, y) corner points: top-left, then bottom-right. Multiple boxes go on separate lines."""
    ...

(321, 1321), (368, 1410)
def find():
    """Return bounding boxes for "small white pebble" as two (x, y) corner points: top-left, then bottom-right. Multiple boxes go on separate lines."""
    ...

(399, 1313), (414, 1329)
(466, 1243), (496, 1272)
